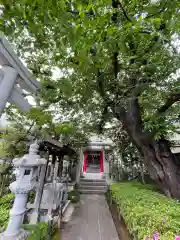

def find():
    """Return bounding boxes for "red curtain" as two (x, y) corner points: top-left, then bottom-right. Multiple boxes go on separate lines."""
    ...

(100, 151), (104, 172)
(83, 152), (88, 172)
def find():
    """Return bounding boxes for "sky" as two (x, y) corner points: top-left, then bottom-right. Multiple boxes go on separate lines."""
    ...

(0, 114), (7, 126)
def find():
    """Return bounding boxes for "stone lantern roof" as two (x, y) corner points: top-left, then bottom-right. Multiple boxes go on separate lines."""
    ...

(13, 141), (46, 167)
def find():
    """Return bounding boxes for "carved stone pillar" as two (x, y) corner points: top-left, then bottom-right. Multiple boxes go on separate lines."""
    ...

(0, 141), (46, 239)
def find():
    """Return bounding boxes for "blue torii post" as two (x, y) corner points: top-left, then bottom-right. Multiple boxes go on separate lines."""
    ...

(0, 37), (41, 116)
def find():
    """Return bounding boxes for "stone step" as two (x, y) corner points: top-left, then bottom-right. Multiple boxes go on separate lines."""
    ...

(87, 167), (100, 169)
(79, 189), (106, 194)
(80, 181), (106, 186)
(80, 183), (106, 187)
(87, 166), (100, 168)
(87, 167), (100, 170)
(80, 182), (106, 186)
(87, 164), (99, 167)
(80, 185), (107, 190)
(79, 177), (107, 195)
(87, 169), (100, 171)
(80, 178), (106, 183)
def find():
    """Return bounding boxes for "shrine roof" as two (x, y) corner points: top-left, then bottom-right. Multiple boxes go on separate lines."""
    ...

(40, 136), (76, 156)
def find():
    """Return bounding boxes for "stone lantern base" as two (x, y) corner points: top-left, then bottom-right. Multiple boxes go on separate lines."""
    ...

(0, 230), (29, 240)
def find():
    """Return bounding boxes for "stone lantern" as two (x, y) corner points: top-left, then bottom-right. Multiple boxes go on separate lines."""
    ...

(0, 141), (46, 240)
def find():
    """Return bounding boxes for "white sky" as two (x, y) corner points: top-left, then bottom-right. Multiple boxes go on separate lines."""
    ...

(0, 114), (7, 126)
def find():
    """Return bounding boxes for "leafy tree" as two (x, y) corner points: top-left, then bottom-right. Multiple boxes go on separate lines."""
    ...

(105, 123), (146, 182)
(1, 0), (180, 197)
(0, 124), (32, 158)
(1, 105), (89, 157)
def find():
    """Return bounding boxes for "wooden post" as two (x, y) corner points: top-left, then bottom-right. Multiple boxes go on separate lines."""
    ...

(50, 156), (55, 180)
(46, 161), (51, 181)
(29, 152), (49, 224)
(54, 156), (59, 180)
(76, 148), (83, 183)
(47, 155), (57, 240)
(58, 155), (63, 179)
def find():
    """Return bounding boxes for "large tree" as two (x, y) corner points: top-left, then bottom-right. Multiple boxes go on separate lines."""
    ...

(1, 0), (180, 197)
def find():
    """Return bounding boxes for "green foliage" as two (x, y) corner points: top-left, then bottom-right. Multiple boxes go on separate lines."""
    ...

(1, 0), (180, 196)
(110, 182), (180, 240)
(0, 194), (14, 229)
(1, 108), (87, 158)
(27, 191), (36, 204)
(0, 142), (7, 158)
(0, 125), (30, 158)
(1, 0), (179, 143)
(68, 189), (80, 203)
(26, 222), (48, 240)
(105, 123), (140, 166)
(27, 108), (52, 126)
(25, 222), (59, 240)
(0, 164), (9, 174)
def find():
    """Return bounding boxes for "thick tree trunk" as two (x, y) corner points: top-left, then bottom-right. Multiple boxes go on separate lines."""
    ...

(141, 139), (180, 198)
(125, 124), (180, 199)
(115, 99), (180, 199)
(125, 128), (180, 198)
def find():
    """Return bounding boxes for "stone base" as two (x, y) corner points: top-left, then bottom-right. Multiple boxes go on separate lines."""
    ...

(0, 231), (29, 240)
(29, 210), (38, 224)
(101, 172), (105, 179)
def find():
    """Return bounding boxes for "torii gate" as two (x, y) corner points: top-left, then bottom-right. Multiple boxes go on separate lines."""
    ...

(0, 37), (41, 117)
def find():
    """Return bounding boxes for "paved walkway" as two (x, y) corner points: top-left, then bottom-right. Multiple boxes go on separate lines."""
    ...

(61, 195), (119, 240)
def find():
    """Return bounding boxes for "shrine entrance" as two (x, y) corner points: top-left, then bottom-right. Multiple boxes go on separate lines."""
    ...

(83, 151), (104, 173)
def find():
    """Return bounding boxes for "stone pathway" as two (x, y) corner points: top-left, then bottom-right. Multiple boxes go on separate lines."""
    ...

(61, 194), (119, 240)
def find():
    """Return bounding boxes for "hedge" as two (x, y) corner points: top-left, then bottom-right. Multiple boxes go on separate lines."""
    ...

(0, 195), (60, 239)
(68, 189), (80, 203)
(0, 193), (14, 229)
(24, 222), (48, 240)
(25, 222), (60, 240)
(110, 182), (180, 240)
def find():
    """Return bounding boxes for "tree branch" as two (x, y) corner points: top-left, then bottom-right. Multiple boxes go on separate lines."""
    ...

(99, 106), (108, 133)
(112, 52), (119, 78)
(15, 121), (35, 145)
(129, 82), (150, 97)
(97, 71), (126, 121)
(157, 93), (180, 114)
(117, 0), (132, 22)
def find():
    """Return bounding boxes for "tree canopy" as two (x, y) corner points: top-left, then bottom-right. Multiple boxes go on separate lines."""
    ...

(1, 0), (179, 136)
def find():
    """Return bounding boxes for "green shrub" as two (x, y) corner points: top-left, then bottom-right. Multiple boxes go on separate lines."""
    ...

(28, 191), (36, 204)
(68, 189), (80, 203)
(110, 182), (180, 240)
(26, 222), (59, 240)
(0, 194), (14, 229)
(0, 164), (9, 174)
(26, 222), (48, 240)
